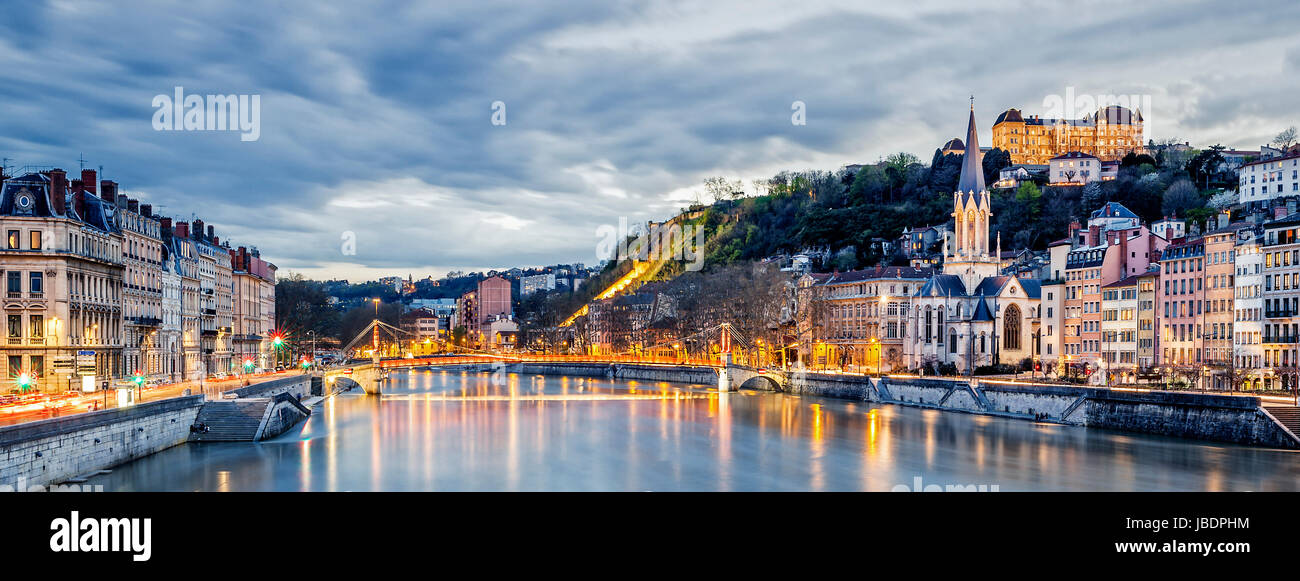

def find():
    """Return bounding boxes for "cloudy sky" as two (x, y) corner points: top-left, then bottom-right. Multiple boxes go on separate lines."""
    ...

(1, 0), (1297, 280)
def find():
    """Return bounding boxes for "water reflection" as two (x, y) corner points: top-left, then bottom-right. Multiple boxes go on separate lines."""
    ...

(87, 369), (1300, 491)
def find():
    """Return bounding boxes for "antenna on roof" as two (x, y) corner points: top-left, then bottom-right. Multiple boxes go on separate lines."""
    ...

(78, 154), (87, 171)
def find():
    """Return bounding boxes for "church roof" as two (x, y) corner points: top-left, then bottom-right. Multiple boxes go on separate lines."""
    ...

(970, 275), (1042, 300)
(956, 107), (985, 198)
(970, 297), (994, 321)
(916, 274), (968, 297)
(942, 137), (964, 151)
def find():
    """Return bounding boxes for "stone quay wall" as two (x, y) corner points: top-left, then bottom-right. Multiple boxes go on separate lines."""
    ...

(0, 395), (204, 487)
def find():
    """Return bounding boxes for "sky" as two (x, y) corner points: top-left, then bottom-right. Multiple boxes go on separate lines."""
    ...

(1, 0), (1298, 281)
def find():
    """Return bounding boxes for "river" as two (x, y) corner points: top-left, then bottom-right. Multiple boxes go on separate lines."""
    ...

(85, 369), (1300, 491)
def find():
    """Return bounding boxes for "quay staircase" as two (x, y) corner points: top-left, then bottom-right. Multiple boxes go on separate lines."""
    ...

(189, 400), (272, 442)
(1263, 404), (1300, 437)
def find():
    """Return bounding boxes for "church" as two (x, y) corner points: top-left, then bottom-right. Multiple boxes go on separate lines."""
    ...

(902, 105), (1041, 373)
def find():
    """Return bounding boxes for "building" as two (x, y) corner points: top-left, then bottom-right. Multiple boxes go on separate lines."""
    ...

(903, 106), (1042, 374)
(1048, 152), (1102, 185)
(1157, 236), (1206, 385)
(1261, 215), (1300, 391)
(159, 239), (183, 381)
(1234, 226), (1264, 388)
(1203, 224), (1247, 390)
(230, 246), (277, 371)
(1136, 269), (1160, 370)
(400, 307), (441, 340)
(189, 221), (234, 376)
(992, 105), (1145, 165)
(1040, 281), (1064, 370)
(1152, 216), (1186, 241)
(800, 266), (932, 372)
(992, 164), (1045, 189)
(475, 275), (511, 327)
(163, 221), (203, 380)
(1237, 153), (1300, 208)
(113, 186), (165, 382)
(519, 272), (557, 296)
(0, 169), (125, 392)
(1100, 275), (1140, 383)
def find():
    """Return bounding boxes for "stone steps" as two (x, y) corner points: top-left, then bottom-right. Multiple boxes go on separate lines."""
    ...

(189, 400), (268, 442)
(1264, 405), (1300, 435)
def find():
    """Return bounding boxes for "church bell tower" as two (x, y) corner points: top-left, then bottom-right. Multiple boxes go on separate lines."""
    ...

(943, 101), (1000, 290)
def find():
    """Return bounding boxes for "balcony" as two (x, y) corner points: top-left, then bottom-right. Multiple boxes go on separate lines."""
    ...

(1263, 335), (1298, 344)
(1265, 309), (1297, 318)
(126, 316), (163, 327)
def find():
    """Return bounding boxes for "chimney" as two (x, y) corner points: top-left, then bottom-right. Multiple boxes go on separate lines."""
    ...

(48, 169), (67, 215)
(81, 169), (96, 194)
(1088, 225), (1101, 246)
(140, 204), (152, 217)
(175, 221), (189, 239)
(100, 180), (117, 203)
(212, 236), (219, 246)
(127, 199), (139, 213)
(192, 219), (204, 240)
(207, 225), (214, 239)
(73, 190), (86, 218)
(1119, 230), (1130, 274)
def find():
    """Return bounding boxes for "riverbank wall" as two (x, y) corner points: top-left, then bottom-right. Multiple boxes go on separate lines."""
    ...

(787, 372), (1300, 449)
(437, 361), (1299, 449)
(0, 395), (204, 487)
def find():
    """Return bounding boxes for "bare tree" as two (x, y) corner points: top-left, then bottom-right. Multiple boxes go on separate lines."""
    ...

(1273, 126), (1298, 153)
(703, 176), (745, 202)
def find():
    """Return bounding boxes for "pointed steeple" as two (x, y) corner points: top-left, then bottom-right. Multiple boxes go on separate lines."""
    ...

(957, 103), (985, 197)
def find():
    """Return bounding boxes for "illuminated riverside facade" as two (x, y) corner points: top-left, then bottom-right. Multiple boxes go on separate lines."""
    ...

(991, 105), (1145, 165)
(0, 166), (277, 392)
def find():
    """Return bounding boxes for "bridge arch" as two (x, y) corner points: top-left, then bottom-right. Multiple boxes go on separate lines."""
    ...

(738, 374), (782, 392)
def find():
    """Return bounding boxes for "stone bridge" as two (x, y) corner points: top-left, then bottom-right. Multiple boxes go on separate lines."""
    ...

(324, 363), (383, 395)
(721, 364), (786, 392)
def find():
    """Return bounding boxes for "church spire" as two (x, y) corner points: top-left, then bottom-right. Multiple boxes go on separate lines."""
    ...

(956, 103), (985, 196)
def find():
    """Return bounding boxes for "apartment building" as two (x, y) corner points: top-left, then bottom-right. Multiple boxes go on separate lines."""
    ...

(1158, 237), (1206, 385)
(0, 169), (124, 391)
(1100, 275), (1139, 383)
(804, 266), (930, 372)
(1234, 226), (1264, 388)
(1261, 215), (1300, 391)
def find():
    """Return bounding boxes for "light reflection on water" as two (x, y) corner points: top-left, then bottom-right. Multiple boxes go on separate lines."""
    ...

(86, 369), (1300, 491)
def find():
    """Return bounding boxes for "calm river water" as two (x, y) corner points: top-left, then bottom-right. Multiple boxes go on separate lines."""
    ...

(86, 369), (1300, 491)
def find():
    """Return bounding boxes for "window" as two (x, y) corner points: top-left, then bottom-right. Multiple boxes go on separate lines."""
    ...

(30, 231), (41, 250)
(998, 304), (1019, 350)
(7, 271), (20, 295)
(29, 272), (42, 294)
(7, 230), (18, 249)
(29, 315), (42, 339)
(7, 315), (20, 338)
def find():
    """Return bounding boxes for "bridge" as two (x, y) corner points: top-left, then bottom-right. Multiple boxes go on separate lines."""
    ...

(336, 314), (790, 395)
(327, 355), (789, 394)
